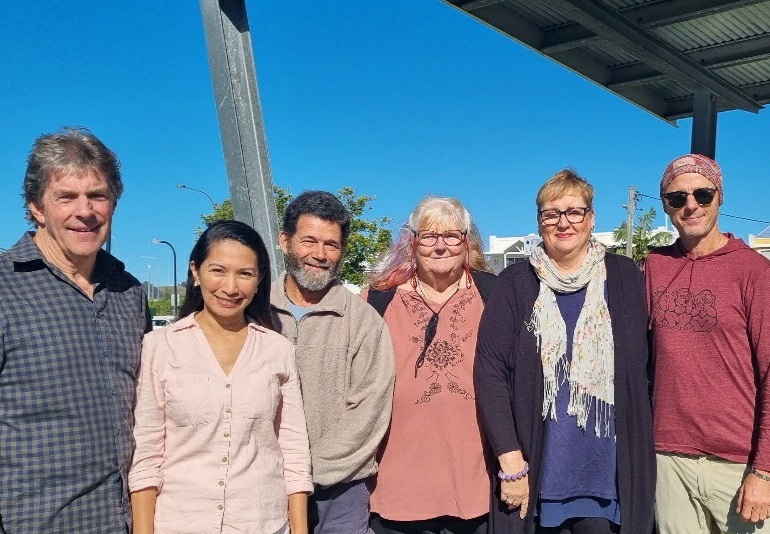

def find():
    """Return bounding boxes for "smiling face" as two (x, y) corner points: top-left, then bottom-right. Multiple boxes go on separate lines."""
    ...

(28, 169), (115, 265)
(415, 225), (467, 281)
(280, 214), (343, 293)
(190, 239), (261, 324)
(663, 172), (722, 247)
(538, 193), (594, 267)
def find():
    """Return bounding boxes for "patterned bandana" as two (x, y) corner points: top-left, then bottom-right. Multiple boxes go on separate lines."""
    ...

(527, 237), (615, 436)
(661, 153), (724, 205)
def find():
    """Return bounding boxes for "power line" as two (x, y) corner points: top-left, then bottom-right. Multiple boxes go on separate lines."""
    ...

(637, 192), (770, 225)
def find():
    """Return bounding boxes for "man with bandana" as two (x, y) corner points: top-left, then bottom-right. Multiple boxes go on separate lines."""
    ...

(647, 154), (770, 532)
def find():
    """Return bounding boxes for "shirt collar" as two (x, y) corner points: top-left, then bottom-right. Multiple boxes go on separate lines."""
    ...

(9, 231), (125, 283)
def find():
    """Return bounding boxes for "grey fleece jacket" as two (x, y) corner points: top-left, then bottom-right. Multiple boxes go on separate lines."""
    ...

(270, 272), (395, 488)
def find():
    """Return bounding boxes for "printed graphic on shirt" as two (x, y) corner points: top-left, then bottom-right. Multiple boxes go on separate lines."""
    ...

(652, 286), (718, 332)
(405, 290), (476, 404)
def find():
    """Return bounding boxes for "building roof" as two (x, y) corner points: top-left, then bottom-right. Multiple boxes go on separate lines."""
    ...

(443, 0), (770, 123)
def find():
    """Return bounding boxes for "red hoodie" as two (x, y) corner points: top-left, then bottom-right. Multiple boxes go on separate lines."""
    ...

(646, 234), (770, 469)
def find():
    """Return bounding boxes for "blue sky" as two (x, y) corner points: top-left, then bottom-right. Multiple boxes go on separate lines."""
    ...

(3, 1), (769, 286)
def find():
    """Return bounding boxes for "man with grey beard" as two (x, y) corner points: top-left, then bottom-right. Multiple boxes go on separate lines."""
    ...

(270, 190), (395, 534)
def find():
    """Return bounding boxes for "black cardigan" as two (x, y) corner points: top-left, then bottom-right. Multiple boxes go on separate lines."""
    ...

(475, 253), (655, 534)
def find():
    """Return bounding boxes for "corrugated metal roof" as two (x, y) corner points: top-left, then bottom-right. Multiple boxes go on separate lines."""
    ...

(443, 0), (770, 123)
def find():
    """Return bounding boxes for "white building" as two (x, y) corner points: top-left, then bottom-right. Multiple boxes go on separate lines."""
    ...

(749, 225), (770, 260)
(484, 227), (676, 275)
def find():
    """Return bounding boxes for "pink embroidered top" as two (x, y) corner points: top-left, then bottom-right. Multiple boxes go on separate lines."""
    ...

(129, 314), (313, 534)
(365, 285), (490, 521)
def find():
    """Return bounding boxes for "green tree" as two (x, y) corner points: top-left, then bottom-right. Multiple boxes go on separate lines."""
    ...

(149, 289), (173, 316)
(612, 207), (673, 265)
(199, 185), (392, 286)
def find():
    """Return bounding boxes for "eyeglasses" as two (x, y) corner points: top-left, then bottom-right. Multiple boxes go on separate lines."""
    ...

(538, 207), (592, 226)
(663, 188), (717, 209)
(414, 230), (466, 247)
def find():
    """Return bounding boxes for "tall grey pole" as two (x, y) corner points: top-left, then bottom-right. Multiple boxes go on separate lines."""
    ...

(625, 186), (636, 259)
(152, 240), (178, 318)
(199, 0), (285, 278)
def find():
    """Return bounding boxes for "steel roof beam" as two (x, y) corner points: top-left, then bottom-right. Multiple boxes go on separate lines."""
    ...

(540, 0), (766, 54)
(546, 0), (761, 112)
(607, 32), (770, 90)
(458, 0), (506, 11)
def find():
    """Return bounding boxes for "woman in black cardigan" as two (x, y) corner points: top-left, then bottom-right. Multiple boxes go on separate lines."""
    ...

(475, 169), (654, 534)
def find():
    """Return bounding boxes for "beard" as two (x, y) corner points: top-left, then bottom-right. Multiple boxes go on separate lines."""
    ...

(285, 247), (341, 292)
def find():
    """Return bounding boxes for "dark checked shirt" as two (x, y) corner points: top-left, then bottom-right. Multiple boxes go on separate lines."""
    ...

(0, 233), (149, 533)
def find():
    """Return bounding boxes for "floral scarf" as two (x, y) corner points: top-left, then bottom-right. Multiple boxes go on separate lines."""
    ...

(527, 237), (614, 436)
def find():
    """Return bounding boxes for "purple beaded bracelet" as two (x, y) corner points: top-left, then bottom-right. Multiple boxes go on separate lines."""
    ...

(498, 462), (529, 482)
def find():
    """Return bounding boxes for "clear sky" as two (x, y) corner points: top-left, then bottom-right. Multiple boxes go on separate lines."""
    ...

(2, 1), (769, 286)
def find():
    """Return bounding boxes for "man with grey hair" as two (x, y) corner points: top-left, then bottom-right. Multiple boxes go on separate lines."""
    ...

(270, 190), (395, 534)
(0, 127), (149, 532)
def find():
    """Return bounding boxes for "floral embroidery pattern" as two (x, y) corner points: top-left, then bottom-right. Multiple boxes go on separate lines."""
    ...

(404, 289), (478, 404)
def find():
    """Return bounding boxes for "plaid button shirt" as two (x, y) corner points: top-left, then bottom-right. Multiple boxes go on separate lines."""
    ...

(0, 233), (149, 533)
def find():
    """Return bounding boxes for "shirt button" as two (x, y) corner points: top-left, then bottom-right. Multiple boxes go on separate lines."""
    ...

(218, 504), (224, 510)
(111, 390), (117, 397)
(225, 384), (231, 389)
(219, 480), (225, 486)
(222, 457), (228, 463)
(224, 433), (230, 438)
(225, 408), (231, 413)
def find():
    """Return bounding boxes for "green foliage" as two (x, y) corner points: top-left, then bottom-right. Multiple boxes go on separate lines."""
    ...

(197, 199), (234, 234)
(612, 207), (673, 265)
(149, 290), (173, 316)
(198, 185), (392, 286)
(149, 288), (185, 317)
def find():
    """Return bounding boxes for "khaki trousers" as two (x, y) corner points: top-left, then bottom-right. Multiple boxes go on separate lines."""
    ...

(656, 452), (770, 534)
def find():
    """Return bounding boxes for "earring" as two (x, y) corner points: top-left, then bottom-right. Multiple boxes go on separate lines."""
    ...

(193, 279), (200, 287)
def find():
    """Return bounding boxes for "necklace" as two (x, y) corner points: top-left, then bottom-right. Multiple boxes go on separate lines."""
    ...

(412, 277), (461, 378)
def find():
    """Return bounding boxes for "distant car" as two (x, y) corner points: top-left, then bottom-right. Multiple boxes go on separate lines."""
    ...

(152, 315), (175, 331)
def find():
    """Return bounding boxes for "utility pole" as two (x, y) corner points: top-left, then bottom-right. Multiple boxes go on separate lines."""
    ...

(625, 186), (636, 258)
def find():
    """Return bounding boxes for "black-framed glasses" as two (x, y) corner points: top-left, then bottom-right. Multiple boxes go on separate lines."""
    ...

(538, 207), (592, 226)
(663, 188), (717, 209)
(414, 230), (466, 247)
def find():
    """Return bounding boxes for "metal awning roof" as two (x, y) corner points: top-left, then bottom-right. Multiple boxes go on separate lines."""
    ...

(443, 0), (770, 123)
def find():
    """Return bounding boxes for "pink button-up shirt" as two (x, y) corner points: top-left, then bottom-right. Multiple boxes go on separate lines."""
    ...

(129, 314), (313, 534)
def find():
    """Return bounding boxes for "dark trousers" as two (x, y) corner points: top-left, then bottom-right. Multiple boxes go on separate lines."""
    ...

(310, 478), (373, 534)
(370, 513), (487, 534)
(537, 517), (620, 534)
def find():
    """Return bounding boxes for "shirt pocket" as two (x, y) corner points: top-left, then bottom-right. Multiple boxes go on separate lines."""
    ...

(164, 375), (214, 427)
(237, 376), (280, 420)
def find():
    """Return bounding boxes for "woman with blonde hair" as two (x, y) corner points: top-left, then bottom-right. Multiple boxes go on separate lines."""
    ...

(365, 196), (495, 534)
(475, 170), (654, 534)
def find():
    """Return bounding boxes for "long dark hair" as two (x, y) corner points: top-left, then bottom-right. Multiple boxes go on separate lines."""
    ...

(178, 220), (275, 330)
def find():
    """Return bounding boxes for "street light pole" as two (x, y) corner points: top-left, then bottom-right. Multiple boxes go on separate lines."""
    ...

(151, 239), (178, 318)
(177, 184), (216, 209)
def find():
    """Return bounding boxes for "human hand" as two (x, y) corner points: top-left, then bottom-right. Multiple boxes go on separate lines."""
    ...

(500, 476), (530, 519)
(737, 469), (770, 522)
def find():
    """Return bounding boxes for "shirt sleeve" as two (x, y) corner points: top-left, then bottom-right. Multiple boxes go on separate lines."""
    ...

(475, 272), (522, 458)
(129, 332), (166, 493)
(277, 345), (314, 495)
(309, 320), (395, 488)
(749, 264), (770, 470)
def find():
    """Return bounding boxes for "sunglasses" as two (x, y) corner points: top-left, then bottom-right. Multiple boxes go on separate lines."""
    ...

(663, 188), (717, 209)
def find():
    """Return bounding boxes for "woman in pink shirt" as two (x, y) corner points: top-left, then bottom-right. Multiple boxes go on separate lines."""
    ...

(130, 221), (313, 534)
(364, 196), (495, 534)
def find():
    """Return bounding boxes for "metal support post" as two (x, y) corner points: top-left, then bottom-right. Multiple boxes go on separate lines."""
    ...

(691, 91), (718, 158)
(626, 186), (636, 258)
(199, 0), (285, 278)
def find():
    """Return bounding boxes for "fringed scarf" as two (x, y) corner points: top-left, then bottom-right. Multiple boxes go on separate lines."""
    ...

(527, 237), (614, 437)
